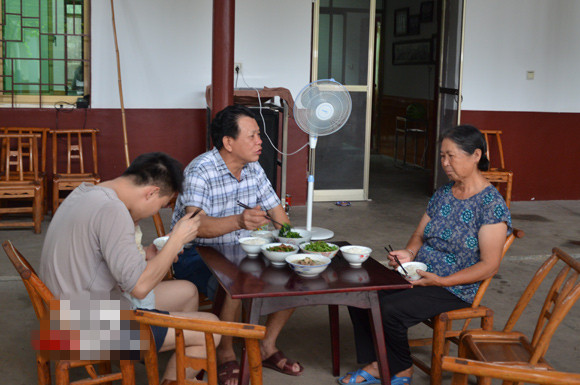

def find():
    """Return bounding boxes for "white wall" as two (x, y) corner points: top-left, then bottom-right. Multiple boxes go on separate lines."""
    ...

(462, 0), (580, 112)
(91, 0), (312, 109)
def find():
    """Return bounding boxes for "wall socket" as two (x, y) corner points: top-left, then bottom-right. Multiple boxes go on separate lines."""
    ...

(234, 62), (242, 73)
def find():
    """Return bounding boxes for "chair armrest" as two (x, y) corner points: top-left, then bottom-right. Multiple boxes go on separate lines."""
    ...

(459, 329), (526, 341)
(441, 356), (580, 385)
(442, 306), (492, 321)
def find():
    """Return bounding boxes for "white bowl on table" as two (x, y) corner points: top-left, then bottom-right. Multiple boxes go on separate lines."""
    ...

(250, 230), (275, 242)
(285, 253), (331, 278)
(340, 245), (372, 268)
(261, 242), (299, 267)
(397, 261), (428, 281)
(239, 237), (268, 257)
(300, 241), (340, 259)
(271, 228), (311, 246)
(153, 236), (184, 253)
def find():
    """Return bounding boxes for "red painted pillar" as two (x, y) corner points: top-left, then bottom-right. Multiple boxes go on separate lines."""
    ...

(212, 0), (235, 119)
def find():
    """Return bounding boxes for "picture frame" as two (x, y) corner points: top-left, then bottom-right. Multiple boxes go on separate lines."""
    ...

(420, 1), (434, 22)
(394, 8), (409, 36)
(408, 14), (420, 35)
(392, 39), (433, 65)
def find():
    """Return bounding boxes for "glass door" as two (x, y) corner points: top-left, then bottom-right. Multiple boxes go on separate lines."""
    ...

(433, 0), (465, 190)
(312, 0), (376, 201)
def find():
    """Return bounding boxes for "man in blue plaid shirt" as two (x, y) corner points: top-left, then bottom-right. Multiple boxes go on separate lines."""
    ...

(171, 105), (303, 384)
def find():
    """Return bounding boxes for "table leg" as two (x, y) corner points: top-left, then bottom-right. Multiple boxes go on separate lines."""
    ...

(239, 298), (260, 385)
(369, 292), (391, 385)
(329, 304), (340, 376)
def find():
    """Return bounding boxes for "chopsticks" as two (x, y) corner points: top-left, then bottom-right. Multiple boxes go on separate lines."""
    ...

(236, 200), (285, 228)
(385, 245), (409, 277)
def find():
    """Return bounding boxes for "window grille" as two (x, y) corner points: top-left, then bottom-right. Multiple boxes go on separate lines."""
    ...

(0, 0), (90, 107)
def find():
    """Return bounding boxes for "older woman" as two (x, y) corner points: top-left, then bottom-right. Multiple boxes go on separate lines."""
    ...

(339, 125), (512, 385)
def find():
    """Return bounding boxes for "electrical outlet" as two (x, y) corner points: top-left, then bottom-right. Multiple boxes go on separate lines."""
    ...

(234, 62), (242, 73)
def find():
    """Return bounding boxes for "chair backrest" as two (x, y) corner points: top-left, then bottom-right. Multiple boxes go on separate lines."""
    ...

(480, 129), (506, 170)
(1, 127), (49, 173)
(3, 240), (54, 321)
(134, 309), (266, 385)
(0, 133), (40, 182)
(460, 228), (524, 331)
(502, 247), (580, 364)
(51, 128), (99, 175)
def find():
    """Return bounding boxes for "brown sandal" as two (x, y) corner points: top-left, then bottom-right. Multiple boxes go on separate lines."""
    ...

(217, 360), (240, 385)
(262, 350), (304, 376)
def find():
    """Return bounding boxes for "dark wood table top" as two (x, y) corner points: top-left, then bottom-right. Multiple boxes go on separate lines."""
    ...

(198, 241), (411, 299)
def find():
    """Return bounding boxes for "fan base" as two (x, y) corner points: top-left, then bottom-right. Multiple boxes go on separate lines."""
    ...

(309, 226), (335, 240)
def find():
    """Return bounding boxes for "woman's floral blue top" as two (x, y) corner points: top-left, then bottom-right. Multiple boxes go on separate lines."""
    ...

(415, 182), (512, 303)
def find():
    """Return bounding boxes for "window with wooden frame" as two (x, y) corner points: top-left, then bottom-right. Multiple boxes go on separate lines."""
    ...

(0, 0), (90, 107)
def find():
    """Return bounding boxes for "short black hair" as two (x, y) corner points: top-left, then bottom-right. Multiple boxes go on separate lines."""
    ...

(440, 125), (490, 171)
(122, 152), (184, 196)
(210, 104), (257, 150)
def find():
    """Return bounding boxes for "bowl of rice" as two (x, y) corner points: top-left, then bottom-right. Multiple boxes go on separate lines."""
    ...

(340, 245), (372, 268)
(239, 237), (268, 257)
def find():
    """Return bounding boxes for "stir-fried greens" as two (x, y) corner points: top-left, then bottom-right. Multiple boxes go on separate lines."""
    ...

(304, 241), (338, 252)
(278, 223), (301, 238)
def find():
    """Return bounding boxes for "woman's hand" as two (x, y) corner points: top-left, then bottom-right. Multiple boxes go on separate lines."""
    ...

(387, 249), (414, 269)
(410, 270), (445, 286)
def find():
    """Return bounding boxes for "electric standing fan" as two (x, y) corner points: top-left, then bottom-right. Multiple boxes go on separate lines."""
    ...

(293, 79), (352, 240)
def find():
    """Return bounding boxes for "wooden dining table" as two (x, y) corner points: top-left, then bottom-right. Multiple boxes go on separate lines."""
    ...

(197, 241), (412, 385)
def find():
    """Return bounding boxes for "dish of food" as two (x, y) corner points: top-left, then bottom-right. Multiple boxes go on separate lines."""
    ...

(294, 256), (325, 266)
(278, 223), (301, 238)
(267, 244), (295, 252)
(303, 241), (338, 252)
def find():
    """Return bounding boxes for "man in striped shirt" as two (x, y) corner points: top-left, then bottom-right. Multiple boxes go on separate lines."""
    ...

(171, 105), (303, 384)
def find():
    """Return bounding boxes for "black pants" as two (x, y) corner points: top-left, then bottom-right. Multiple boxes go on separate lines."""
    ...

(348, 286), (468, 375)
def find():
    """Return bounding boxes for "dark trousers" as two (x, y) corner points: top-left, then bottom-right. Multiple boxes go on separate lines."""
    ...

(348, 286), (468, 375)
(172, 246), (213, 296)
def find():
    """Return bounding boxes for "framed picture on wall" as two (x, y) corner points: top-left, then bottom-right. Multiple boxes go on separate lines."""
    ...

(392, 39), (433, 65)
(408, 15), (420, 35)
(394, 8), (408, 36)
(420, 1), (434, 22)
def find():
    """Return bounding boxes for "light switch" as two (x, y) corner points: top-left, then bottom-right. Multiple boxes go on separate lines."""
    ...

(526, 71), (535, 80)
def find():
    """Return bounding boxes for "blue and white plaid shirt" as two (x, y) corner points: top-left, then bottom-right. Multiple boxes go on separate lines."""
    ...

(171, 147), (281, 245)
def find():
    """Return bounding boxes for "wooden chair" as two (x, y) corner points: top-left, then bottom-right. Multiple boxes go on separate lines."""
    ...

(409, 228), (524, 385)
(481, 130), (513, 208)
(51, 128), (100, 213)
(0, 127), (50, 215)
(134, 309), (266, 385)
(442, 247), (580, 385)
(0, 133), (44, 233)
(2, 240), (135, 385)
(394, 103), (429, 168)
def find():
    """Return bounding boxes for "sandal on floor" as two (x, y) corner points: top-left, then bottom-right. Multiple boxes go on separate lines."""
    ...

(337, 368), (381, 384)
(262, 350), (304, 376)
(390, 375), (412, 385)
(217, 360), (240, 385)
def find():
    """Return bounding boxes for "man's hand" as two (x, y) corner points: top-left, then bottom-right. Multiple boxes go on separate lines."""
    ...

(237, 205), (269, 230)
(171, 210), (201, 246)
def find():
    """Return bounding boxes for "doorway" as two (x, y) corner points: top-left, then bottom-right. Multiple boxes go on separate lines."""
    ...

(370, 0), (440, 200)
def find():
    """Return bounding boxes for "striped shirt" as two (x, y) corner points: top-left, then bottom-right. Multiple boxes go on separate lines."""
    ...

(171, 147), (280, 245)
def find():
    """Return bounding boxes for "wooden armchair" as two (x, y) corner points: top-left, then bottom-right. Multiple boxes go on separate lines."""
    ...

(409, 228), (524, 385)
(0, 133), (44, 233)
(442, 247), (580, 385)
(134, 309), (266, 385)
(51, 128), (100, 213)
(2, 240), (135, 385)
(481, 130), (513, 208)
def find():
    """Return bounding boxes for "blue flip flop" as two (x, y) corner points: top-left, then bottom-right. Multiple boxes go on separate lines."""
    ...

(337, 368), (381, 384)
(390, 375), (412, 385)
